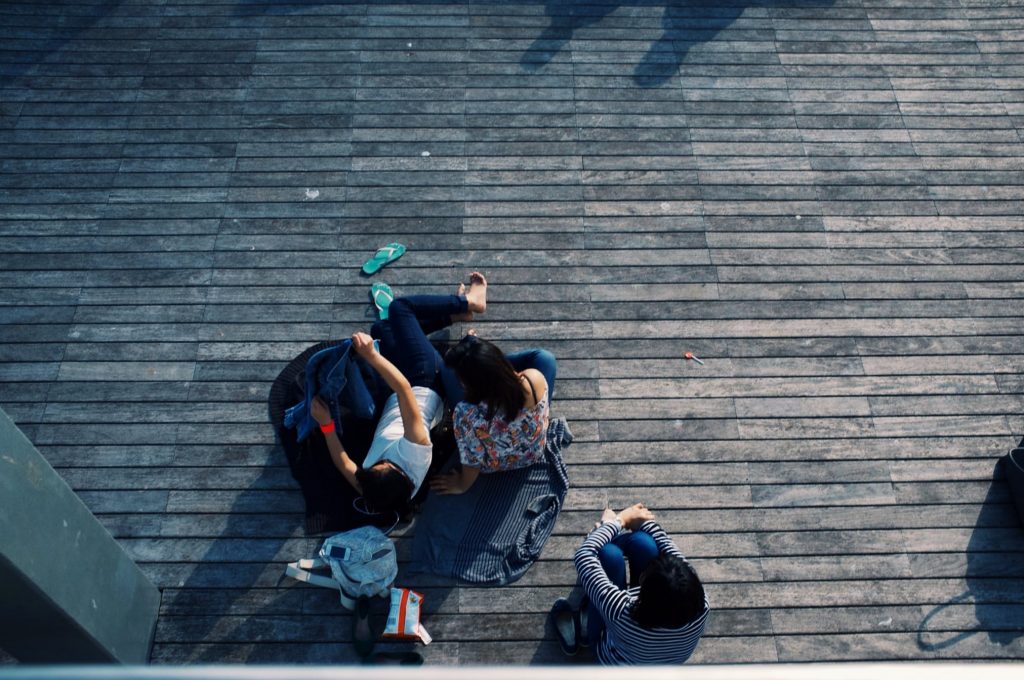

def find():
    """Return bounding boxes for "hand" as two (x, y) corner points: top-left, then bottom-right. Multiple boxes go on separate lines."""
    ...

(618, 503), (655, 531)
(351, 331), (376, 358)
(311, 396), (332, 426)
(429, 470), (467, 495)
(595, 506), (617, 529)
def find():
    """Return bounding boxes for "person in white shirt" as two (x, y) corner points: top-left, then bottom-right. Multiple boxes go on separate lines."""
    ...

(310, 274), (487, 513)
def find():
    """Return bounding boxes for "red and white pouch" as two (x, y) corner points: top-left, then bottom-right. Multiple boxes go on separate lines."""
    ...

(382, 587), (432, 644)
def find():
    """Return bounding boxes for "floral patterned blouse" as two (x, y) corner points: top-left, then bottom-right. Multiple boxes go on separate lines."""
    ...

(453, 383), (549, 472)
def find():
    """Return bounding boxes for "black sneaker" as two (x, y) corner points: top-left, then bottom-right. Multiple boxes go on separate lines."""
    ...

(578, 596), (591, 648)
(352, 595), (375, 659)
(549, 597), (579, 656)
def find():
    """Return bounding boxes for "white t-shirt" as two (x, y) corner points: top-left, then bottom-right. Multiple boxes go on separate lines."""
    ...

(363, 386), (443, 495)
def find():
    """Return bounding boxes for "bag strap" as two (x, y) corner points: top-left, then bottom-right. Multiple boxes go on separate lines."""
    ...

(283, 559), (359, 610)
(285, 559), (338, 590)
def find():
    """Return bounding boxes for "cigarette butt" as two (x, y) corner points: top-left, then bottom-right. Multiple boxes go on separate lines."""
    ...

(684, 352), (705, 365)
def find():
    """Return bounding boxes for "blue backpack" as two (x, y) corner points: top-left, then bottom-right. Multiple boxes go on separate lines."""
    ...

(284, 526), (398, 609)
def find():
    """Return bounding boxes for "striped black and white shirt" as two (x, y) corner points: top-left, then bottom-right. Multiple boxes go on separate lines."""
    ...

(573, 519), (710, 665)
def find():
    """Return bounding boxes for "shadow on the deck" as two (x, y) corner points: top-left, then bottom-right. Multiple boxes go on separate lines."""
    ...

(0, 0), (119, 86)
(916, 460), (1024, 651)
(167, 462), (307, 663)
(232, 0), (840, 89)
(521, 0), (837, 87)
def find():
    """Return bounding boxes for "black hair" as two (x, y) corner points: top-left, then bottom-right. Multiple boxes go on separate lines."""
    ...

(444, 336), (524, 420)
(355, 463), (413, 514)
(632, 554), (705, 629)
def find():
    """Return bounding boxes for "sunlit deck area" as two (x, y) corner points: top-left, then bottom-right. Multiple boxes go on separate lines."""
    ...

(1, 0), (1023, 665)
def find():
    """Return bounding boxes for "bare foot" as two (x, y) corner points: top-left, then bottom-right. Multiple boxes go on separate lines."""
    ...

(465, 271), (487, 314)
(452, 282), (474, 322)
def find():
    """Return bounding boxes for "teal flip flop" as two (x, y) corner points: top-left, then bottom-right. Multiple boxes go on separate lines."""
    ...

(362, 242), (406, 275)
(370, 282), (393, 320)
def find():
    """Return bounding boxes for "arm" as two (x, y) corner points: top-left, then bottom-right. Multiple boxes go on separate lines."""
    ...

(351, 332), (429, 446)
(613, 501), (685, 560)
(430, 464), (480, 495)
(430, 405), (482, 495)
(311, 396), (362, 493)
(573, 503), (657, 621)
(637, 519), (686, 560)
(574, 518), (633, 622)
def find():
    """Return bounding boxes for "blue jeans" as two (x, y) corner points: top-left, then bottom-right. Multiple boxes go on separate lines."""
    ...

(441, 347), (558, 407)
(586, 529), (659, 645)
(370, 294), (467, 389)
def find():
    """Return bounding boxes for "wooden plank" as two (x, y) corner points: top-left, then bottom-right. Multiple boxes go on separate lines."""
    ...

(599, 375), (1003, 399)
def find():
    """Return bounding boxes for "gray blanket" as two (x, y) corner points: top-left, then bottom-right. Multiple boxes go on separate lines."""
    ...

(410, 418), (572, 585)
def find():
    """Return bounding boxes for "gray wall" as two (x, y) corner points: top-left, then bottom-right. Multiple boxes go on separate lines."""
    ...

(0, 407), (160, 663)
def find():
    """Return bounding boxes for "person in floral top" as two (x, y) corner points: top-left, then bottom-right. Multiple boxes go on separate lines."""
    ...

(429, 336), (556, 495)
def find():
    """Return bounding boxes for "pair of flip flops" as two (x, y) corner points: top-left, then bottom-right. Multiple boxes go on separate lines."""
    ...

(363, 243), (404, 320)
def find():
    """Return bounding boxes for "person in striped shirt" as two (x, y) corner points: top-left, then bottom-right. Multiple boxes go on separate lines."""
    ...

(566, 503), (709, 665)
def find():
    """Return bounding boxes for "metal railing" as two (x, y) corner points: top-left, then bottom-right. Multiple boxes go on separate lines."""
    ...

(2, 664), (1023, 680)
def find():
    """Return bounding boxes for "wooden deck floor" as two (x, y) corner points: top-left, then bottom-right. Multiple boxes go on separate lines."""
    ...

(2, 0), (1024, 666)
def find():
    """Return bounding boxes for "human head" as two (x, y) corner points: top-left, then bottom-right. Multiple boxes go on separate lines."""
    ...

(444, 335), (524, 419)
(632, 554), (705, 629)
(355, 462), (413, 514)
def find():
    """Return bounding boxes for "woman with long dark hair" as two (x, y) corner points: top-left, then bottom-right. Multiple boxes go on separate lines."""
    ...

(429, 332), (557, 495)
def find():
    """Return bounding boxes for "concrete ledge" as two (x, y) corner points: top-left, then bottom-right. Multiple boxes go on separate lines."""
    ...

(0, 407), (160, 663)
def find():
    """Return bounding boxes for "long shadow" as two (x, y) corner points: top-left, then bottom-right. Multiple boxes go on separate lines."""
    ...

(171, 336), (463, 662)
(522, 0), (836, 87)
(163, 342), (380, 663)
(0, 1), (119, 87)
(232, 0), (360, 16)
(916, 458), (1024, 651)
(162, 436), (310, 662)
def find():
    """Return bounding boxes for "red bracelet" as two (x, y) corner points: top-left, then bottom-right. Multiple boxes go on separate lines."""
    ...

(319, 421), (336, 435)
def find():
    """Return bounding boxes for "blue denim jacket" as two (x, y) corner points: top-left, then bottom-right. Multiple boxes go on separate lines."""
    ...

(284, 340), (377, 442)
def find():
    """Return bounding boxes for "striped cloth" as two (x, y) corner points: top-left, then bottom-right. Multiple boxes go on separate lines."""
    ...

(574, 519), (710, 665)
(410, 418), (572, 585)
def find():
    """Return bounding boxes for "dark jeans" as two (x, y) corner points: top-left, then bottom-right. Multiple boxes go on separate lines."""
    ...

(585, 529), (660, 645)
(370, 294), (468, 389)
